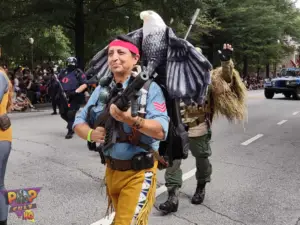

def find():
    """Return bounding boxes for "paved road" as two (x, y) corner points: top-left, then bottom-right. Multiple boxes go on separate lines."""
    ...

(5, 90), (300, 225)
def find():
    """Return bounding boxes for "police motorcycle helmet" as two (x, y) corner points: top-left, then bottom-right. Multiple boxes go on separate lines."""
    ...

(66, 56), (77, 66)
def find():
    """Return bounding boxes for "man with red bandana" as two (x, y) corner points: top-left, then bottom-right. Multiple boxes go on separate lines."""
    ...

(73, 35), (169, 225)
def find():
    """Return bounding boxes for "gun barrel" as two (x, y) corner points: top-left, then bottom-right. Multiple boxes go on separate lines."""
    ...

(115, 83), (123, 90)
(127, 72), (149, 90)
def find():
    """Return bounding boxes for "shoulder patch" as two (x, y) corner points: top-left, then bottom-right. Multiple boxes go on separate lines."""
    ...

(153, 102), (166, 112)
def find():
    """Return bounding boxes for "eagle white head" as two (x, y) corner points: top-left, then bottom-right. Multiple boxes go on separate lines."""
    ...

(140, 10), (167, 37)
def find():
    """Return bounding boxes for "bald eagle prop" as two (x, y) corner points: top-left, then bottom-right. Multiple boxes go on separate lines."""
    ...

(86, 10), (212, 105)
(85, 10), (212, 163)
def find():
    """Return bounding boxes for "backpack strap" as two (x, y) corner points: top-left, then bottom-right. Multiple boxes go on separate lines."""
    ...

(137, 79), (152, 116)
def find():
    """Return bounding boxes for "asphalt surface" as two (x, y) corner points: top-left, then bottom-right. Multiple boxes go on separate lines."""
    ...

(5, 90), (300, 225)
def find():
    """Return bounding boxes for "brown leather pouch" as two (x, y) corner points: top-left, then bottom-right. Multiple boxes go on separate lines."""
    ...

(0, 114), (11, 131)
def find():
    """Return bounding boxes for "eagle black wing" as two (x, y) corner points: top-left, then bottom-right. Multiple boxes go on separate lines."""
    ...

(85, 28), (143, 82)
(166, 27), (212, 105)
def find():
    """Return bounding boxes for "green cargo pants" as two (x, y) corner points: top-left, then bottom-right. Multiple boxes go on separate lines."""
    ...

(165, 134), (212, 190)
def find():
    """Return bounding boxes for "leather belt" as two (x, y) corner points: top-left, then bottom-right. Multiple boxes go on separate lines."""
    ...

(105, 157), (133, 171)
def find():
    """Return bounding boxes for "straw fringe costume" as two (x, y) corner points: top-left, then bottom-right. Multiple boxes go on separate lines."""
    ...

(210, 60), (247, 123)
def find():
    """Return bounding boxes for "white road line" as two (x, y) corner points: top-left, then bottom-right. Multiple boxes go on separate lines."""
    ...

(91, 168), (197, 225)
(293, 111), (299, 115)
(241, 134), (264, 146)
(277, 120), (287, 125)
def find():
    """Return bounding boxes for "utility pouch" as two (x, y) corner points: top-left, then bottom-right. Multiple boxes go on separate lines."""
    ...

(0, 114), (11, 131)
(131, 152), (154, 171)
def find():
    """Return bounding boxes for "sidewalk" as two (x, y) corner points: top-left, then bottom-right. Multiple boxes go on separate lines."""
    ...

(10, 103), (52, 114)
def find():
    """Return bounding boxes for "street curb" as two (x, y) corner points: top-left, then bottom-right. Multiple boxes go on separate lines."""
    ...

(33, 103), (52, 109)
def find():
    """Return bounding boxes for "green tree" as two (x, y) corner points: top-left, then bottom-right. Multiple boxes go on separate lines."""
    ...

(200, 0), (300, 77)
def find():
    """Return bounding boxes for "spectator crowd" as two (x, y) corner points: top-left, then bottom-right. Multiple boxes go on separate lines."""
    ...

(2, 64), (59, 112)
(1, 64), (270, 113)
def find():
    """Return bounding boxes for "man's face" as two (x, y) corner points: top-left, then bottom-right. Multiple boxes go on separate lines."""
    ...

(107, 46), (139, 75)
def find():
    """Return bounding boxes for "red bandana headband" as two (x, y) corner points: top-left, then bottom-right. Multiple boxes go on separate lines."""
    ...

(109, 40), (139, 55)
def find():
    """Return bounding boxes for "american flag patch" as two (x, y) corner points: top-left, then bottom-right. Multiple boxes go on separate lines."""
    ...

(153, 102), (166, 112)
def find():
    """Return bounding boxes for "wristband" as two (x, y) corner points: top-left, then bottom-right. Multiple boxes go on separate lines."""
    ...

(87, 129), (94, 142)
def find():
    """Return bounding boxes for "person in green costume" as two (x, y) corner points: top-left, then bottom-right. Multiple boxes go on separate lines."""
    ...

(159, 43), (247, 213)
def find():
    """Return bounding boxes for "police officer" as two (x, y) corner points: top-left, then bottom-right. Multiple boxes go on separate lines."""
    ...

(159, 44), (246, 213)
(57, 57), (87, 139)
(73, 35), (169, 224)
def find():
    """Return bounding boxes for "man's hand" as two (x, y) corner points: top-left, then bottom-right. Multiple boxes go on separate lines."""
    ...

(91, 127), (106, 143)
(110, 104), (135, 125)
(75, 84), (88, 93)
(218, 43), (233, 61)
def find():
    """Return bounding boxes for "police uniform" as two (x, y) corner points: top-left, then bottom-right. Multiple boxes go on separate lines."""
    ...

(159, 59), (235, 213)
(73, 76), (169, 225)
(58, 62), (87, 139)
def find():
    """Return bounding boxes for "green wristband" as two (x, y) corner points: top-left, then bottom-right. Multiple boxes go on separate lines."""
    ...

(87, 129), (94, 142)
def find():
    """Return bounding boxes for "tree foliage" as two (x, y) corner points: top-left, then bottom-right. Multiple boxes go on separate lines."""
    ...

(1, 0), (300, 76)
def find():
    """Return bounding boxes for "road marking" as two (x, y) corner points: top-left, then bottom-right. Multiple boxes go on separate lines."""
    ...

(293, 111), (299, 115)
(91, 168), (197, 225)
(277, 120), (287, 125)
(241, 134), (264, 146)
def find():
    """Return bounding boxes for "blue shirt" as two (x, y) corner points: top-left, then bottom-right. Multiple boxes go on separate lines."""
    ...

(73, 77), (169, 160)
